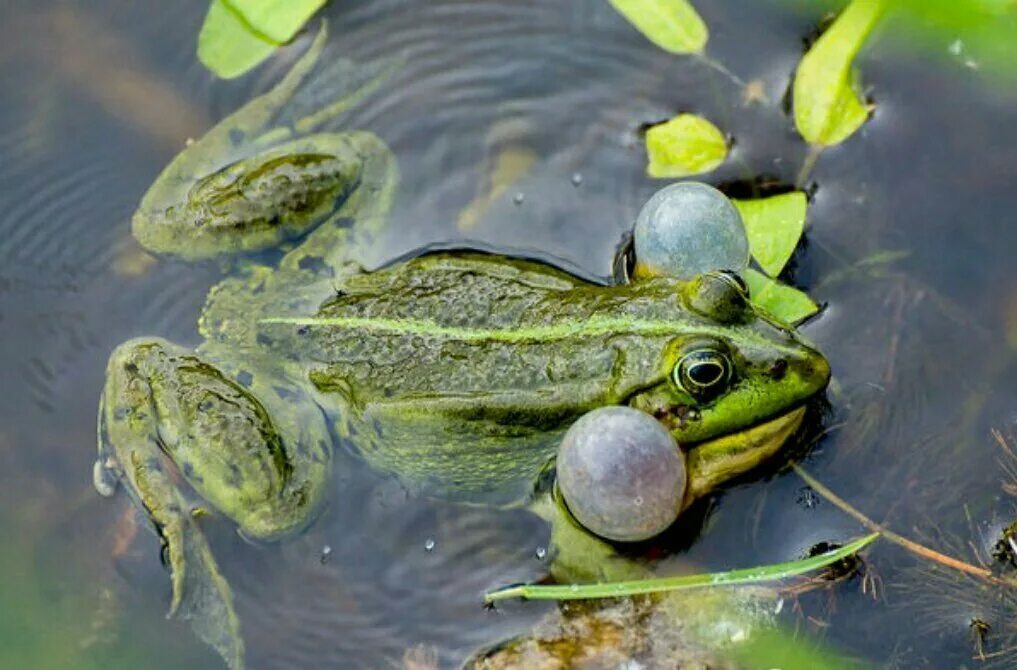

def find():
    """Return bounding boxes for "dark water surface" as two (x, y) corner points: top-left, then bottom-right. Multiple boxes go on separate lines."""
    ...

(2, 1), (1017, 668)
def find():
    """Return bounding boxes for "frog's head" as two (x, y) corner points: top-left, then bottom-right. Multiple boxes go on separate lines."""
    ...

(625, 271), (830, 498)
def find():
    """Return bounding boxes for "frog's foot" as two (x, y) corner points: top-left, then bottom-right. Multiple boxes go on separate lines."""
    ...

(164, 504), (244, 670)
(101, 434), (244, 669)
(98, 337), (332, 668)
(97, 339), (307, 670)
(98, 342), (244, 668)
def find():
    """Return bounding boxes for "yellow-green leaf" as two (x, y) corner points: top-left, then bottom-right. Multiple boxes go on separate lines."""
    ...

(198, 0), (326, 79)
(734, 192), (808, 277)
(745, 268), (819, 324)
(229, 0), (327, 43)
(645, 114), (727, 179)
(793, 0), (886, 146)
(608, 0), (708, 54)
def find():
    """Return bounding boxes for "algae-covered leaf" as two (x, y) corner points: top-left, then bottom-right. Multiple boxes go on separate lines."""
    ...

(198, 0), (327, 79)
(793, 0), (886, 146)
(608, 0), (708, 54)
(645, 114), (727, 179)
(745, 268), (819, 324)
(734, 192), (808, 277)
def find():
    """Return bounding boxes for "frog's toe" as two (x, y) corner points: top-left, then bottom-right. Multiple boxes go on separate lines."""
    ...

(92, 458), (119, 497)
(163, 508), (245, 670)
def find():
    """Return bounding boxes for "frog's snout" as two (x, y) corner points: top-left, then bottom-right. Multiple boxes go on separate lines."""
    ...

(784, 343), (832, 400)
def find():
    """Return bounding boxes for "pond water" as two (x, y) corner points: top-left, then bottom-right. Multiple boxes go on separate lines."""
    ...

(2, 1), (1017, 668)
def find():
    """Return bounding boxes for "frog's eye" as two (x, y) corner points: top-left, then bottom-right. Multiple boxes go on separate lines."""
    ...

(673, 349), (732, 399)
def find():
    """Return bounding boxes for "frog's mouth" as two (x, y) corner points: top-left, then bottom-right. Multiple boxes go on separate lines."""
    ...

(678, 406), (807, 506)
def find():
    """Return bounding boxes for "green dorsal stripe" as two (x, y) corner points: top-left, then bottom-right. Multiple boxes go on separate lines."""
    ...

(258, 315), (802, 354)
(260, 316), (685, 343)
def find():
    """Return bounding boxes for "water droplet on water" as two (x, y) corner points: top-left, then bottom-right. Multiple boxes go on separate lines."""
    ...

(535, 546), (547, 560)
(570, 172), (583, 187)
(512, 192), (525, 205)
(424, 538), (436, 552)
(320, 544), (333, 564)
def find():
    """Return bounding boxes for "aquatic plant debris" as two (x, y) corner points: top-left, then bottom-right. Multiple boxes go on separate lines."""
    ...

(608, 0), (708, 54)
(198, 0), (327, 78)
(484, 532), (878, 602)
(735, 192), (808, 278)
(793, 0), (886, 147)
(744, 268), (819, 325)
(645, 114), (727, 178)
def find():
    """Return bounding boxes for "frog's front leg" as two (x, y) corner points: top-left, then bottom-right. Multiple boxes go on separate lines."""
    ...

(96, 338), (331, 670)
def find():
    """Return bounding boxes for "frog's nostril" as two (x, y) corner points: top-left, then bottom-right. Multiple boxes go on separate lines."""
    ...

(768, 359), (788, 380)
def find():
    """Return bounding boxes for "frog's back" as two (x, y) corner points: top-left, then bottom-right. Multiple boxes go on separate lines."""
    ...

(264, 252), (687, 505)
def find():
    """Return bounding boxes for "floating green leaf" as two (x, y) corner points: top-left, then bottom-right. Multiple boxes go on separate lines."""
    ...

(608, 0), (708, 54)
(485, 533), (877, 602)
(645, 114), (727, 179)
(228, 0), (327, 42)
(198, 0), (327, 79)
(734, 192), (808, 277)
(744, 268), (819, 324)
(793, 0), (886, 146)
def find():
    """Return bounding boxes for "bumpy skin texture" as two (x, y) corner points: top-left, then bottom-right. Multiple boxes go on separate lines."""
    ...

(259, 253), (827, 507)
(96, 24), (829, 670)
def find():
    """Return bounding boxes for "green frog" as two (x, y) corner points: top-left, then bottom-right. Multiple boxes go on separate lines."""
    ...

(94, 24), (830, 670)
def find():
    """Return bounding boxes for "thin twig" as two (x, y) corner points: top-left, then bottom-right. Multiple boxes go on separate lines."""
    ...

(792, 464), (996, 581)
(695, 54), (746, 87)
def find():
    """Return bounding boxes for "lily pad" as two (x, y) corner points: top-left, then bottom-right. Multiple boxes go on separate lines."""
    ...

(608, 0), (708, 55)
(744, 268), (819, 324)
(198, 0), (327, 79)
(793, 0), (886, 146)
(734, 191), (808, 277)
(645, 114), (727, 179)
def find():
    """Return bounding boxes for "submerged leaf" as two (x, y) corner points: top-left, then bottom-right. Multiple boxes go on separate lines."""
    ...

(645, 114), (727, 179)
(485, 532), (878, 602)
(793, 0), (886, 146)
(608, 0), (708, 54)
(744, 268), (819, 324)
(734, 192), (808, 277)
(198, 0), (326, 79)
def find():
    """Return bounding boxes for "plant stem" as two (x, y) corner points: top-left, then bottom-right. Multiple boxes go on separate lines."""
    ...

(792, 464), (994, 580)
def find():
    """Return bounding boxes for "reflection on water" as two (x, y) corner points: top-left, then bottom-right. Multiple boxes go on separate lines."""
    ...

(1, 0), (1017, 667)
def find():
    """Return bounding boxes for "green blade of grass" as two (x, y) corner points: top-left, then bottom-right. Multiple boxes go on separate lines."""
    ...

(484, 532), (878, 603)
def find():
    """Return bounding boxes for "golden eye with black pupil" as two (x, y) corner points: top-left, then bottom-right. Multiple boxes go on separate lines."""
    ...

(673, 349), (732, 399)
